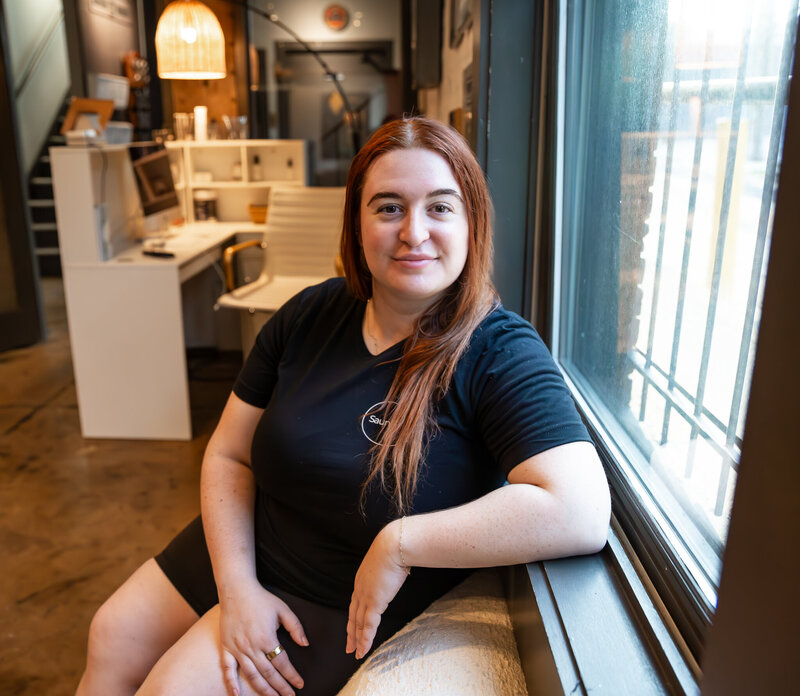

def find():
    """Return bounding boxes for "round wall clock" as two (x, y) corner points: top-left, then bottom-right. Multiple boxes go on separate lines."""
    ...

(324, 5), (349, 31)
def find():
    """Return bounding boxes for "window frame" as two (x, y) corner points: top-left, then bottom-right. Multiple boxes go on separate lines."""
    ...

(475, 0), (800, 688)
(522, 0), (800, 669)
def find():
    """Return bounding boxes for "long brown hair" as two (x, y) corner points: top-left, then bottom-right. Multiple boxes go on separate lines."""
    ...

(340, 116), (499, 513)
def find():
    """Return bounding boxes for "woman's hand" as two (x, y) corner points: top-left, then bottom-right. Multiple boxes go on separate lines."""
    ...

(346, 519), (410, 660)
(218, 577), (309, 696)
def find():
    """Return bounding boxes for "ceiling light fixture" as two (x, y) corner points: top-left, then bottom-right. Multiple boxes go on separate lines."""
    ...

(155, 0), (226, 80)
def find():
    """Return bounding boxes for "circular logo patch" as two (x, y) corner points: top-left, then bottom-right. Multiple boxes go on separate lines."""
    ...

(360, 400), (395, 445)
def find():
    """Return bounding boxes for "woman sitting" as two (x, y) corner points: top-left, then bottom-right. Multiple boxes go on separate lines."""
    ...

(76, 116), (610, 696)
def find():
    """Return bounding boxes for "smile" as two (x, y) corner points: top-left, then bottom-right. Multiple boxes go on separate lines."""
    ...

(393, 255), (437, 268)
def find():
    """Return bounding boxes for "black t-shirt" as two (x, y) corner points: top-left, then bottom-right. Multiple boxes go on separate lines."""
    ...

(233, 277), (590, 622)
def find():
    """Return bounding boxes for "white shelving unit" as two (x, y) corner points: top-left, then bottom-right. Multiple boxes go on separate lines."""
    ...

(165, 139), (307, 223)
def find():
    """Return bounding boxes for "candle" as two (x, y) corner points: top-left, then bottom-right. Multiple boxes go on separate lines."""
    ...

(194, 105), (208, 141)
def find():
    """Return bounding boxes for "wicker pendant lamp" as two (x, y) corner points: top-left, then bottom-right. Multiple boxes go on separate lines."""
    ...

(156, 0), (226, 79)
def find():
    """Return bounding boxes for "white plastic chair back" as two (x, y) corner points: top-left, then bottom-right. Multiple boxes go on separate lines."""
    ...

(217, 185), (346, 315)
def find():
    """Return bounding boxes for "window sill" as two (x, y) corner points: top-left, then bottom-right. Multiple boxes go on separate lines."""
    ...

(503, 518), (700, 695)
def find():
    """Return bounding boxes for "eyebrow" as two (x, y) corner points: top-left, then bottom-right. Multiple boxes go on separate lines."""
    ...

(366, 188), (463, 206)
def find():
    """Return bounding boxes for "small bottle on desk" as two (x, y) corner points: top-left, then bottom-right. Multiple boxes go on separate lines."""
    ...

(252, 155), (263, 181)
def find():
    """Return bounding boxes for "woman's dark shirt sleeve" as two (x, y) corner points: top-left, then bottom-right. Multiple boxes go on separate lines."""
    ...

(467, 310), (592, 476)
(232, 285), (314, 408)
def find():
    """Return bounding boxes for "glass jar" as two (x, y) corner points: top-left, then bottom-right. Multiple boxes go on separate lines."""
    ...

(193, 190), (218, 221)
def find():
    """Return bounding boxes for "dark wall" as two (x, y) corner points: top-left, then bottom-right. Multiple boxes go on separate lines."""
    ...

(0, 9), (43, 348)
(74, 0), (139, 77)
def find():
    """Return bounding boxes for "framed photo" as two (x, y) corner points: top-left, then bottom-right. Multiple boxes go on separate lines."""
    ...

(60, 97), (115, 134)
(449, 0), (472, 48)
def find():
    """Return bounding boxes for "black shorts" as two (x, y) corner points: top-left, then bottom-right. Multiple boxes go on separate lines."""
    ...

(155, 516), (218, 615)
(155, 516), (407, 695)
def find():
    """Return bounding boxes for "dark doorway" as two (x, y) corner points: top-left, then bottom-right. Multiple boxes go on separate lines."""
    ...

(275, 41), (400, 185)
(0, 11), (43, 350)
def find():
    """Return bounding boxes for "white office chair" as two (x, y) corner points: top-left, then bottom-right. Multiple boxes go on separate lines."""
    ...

(217, 185), (346, 355)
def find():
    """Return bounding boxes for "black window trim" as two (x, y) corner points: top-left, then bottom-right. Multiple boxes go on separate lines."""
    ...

(476, 0), (800, 691)
(504, 517), (700, 696)
(529, 0), (800, 666)
(562, 369), (715, 656)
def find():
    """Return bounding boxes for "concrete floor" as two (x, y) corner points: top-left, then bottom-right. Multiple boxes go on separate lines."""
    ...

(0, 278), (241, 695)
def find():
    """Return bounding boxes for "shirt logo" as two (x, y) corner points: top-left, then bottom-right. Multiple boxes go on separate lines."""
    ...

(361, 401), (395, 445)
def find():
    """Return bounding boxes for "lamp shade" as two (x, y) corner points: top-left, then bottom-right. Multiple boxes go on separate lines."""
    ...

(156, 0), (226, 79)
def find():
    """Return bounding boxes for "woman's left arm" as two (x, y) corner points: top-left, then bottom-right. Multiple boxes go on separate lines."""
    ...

(346, 440), (610, 658)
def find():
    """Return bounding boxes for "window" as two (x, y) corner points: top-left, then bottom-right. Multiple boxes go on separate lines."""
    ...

(553, 0), (798, 656)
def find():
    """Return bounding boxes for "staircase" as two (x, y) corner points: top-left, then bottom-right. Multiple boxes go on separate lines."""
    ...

(28, 102), (69, 277)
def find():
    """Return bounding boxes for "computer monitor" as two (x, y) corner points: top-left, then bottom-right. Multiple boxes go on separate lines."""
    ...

(128, 142), (182, 236)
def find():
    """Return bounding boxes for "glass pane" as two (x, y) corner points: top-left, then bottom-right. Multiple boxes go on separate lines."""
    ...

(558, 0), (798, 607)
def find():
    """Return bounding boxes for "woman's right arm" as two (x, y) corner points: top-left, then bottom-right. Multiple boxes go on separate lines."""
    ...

(200, 393), (308, 696)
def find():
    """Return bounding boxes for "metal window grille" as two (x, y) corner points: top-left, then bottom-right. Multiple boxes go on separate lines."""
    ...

(627, 6), (798, 548)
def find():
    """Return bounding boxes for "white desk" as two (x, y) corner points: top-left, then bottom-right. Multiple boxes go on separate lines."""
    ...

(51, 145), (265, 440)
(62, 224), (263, 440)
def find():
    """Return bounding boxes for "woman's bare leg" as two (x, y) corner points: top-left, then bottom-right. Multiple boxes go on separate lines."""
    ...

(139, 604), (302, 696)
(75, 558), (199, 696)
(136, 583), (389, 696)
(137, 605), (244, 696)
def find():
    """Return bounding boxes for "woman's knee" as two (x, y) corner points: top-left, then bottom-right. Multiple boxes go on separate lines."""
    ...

(83, 559), (199, 686)
(77, 592), (147, 696)
(84, 588), (142, 674)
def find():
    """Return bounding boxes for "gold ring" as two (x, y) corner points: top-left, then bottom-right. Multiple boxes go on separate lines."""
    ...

(266, 645), (284, 661)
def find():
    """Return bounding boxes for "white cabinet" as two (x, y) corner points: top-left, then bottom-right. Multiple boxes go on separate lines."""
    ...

(165, 140), (307, 223)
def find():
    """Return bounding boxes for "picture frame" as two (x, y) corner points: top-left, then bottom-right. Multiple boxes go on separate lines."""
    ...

(449, 0), (472, 48)
(60, 97), (115, 134)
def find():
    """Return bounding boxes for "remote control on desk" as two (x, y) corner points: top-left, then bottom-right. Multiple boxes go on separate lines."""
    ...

(142, 249), (175, 258)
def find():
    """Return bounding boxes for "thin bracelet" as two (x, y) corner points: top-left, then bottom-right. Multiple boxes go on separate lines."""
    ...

(399, 516), (411, 573)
